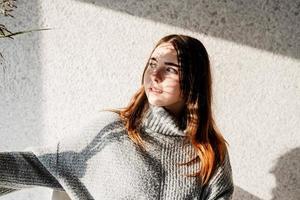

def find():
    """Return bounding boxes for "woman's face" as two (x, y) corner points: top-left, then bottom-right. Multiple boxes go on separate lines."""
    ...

(143, 42), (185, 117)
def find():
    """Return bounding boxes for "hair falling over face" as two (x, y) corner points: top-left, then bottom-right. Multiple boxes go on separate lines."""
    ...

(109, 34), (229, 186)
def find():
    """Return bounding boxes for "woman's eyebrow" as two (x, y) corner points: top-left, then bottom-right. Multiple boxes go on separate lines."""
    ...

(164, 62), (179, 68)
(150, 57), (179, 67)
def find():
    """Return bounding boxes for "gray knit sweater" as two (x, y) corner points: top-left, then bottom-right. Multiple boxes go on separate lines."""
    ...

(0, 105), (234, 200)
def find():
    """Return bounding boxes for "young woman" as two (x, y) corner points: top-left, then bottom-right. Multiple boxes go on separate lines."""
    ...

(0, 34), (234, 200)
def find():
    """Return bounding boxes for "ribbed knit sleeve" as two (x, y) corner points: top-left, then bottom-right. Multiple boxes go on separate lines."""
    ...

(0, 151), (64, 196)
(200, 151), (234, 200)
(0, 110), (122, 199)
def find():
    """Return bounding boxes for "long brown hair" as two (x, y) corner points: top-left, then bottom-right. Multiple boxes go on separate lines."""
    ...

(108, 34), (229, 186)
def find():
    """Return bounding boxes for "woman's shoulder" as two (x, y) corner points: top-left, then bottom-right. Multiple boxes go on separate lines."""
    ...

(72, 109), (124, 141)
(83, 110), (125, 135)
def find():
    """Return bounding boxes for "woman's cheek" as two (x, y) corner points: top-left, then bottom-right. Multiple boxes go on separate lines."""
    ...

(166, 82), (181, 95)
(143, 76), (150, 87)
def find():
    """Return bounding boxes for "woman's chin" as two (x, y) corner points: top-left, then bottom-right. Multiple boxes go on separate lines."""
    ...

(148, 100), (165, 107)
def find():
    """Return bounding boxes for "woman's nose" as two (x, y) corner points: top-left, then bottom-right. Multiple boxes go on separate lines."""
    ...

(150, 69), (162, 82)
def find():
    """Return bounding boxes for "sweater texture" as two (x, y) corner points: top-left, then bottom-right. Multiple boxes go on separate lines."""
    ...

(0, 105), (234, 200)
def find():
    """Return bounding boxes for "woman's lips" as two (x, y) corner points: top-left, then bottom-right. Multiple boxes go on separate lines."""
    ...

(150, 86), (163, 94)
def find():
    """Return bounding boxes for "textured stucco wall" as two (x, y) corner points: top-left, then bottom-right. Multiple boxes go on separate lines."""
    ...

(0, 0), (299, 200)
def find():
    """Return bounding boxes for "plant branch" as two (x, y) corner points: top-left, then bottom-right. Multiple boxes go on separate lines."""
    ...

(0, 27), (51, 39)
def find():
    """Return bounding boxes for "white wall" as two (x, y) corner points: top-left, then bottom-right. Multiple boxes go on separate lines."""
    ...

(0, 0), (299, 199)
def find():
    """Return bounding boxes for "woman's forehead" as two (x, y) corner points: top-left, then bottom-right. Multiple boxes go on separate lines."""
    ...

(151, 43), (177, 59)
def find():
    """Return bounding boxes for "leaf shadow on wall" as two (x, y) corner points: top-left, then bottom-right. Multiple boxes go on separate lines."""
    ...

(233, 147), (300, 200)
(270, 147), (300, 200)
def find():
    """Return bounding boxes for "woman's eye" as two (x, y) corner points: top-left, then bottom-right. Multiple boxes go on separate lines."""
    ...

(166, 67), (178, 74)
(148, 63), (156, 68)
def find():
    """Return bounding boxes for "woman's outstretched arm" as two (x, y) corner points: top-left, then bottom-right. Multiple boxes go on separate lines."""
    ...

(0, 110), (121, 198)
(201, 152), (234, 200)
(0, 151), (64, 196)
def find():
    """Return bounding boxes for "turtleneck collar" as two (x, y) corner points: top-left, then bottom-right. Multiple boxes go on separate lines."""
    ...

(140, 104), (187, 137)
